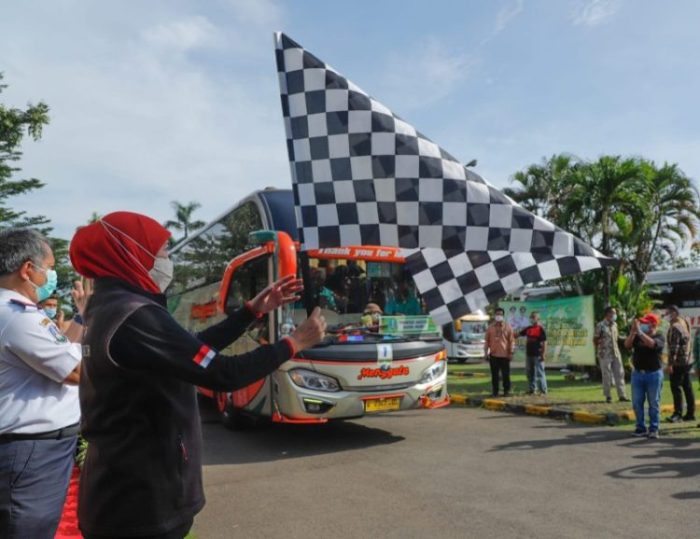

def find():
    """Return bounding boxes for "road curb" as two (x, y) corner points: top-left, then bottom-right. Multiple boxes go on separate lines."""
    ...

(452, 372), (489, 378)
(449, 394), (639, 426)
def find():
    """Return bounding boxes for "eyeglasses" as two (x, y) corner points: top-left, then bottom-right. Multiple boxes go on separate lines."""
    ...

(29, 262), (52, 274)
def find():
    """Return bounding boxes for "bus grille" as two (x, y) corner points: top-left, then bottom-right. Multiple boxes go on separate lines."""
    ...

(345, 383), (412, 392)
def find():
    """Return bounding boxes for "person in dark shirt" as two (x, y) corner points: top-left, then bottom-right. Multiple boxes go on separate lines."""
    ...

(624, 313), (665, 438)
(69, 212), (326, 539)
(519, 311), (548, 395)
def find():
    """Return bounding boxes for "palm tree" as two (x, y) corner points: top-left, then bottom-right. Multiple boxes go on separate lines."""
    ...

(630, 161), (700, 283)
(503, 154), (581, 223)
(164, 201), (206, 242)
(560, 156), (644, 300)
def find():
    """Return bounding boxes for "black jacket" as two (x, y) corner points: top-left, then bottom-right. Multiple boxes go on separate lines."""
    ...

(78, 278), (293, 536)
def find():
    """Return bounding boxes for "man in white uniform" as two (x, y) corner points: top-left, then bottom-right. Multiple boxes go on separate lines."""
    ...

(0, 228), (87, 539)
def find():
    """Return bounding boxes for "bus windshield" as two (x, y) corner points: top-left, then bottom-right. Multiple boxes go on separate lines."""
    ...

(290, 257), (433, 337)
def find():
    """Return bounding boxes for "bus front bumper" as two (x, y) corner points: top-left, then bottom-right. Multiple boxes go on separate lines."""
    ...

(271, 371), (449, 421)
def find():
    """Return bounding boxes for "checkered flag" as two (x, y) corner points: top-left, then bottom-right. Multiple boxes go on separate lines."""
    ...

(405, 249), (612, 325)
(274, 32), (615, 324)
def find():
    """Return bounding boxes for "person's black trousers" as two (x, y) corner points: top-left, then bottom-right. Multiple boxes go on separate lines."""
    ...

(670, 364), (696, 418)
(0, 435), (77, 539)
(489, 356), (511, 395)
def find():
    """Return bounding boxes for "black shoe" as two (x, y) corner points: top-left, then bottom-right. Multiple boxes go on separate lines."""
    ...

(682, 415), (696, 421)
(632, 427), (648, 437)
(525, 390), (534, 395)
(619, 396), (630, 402)
(490, 393), (498, 398)
(503, 392), (511, 397)
(605, 397), (612, 403)
(666, 414), (683, 423)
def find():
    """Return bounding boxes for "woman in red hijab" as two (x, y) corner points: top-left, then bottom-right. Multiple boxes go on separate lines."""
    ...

(70, 212), (325, 539)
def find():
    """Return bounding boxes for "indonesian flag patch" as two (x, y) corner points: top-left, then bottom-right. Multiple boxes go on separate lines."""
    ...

(193, 345), (216, 368)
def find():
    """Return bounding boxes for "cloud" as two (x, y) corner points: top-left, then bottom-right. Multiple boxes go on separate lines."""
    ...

(225, 0), (282, 27)
(0, 2), (290, 240)
(380, 38), (474, 111)
(495, 0), (524, 34)
(570, 0), (623, 27)
(142, 16), (222, 51)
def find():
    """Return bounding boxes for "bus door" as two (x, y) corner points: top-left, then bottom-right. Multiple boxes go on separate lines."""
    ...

(214, 231), (297, 428)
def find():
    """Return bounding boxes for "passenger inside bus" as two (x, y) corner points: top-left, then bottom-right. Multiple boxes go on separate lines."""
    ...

(361, 302), (383, 332)
(385, 280), (421, 316)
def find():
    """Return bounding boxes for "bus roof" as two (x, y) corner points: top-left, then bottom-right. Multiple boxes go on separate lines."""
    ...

(646, 267), (700, 285)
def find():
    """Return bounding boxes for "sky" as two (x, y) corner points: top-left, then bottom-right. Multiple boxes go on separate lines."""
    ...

(1, 0), (699, 240)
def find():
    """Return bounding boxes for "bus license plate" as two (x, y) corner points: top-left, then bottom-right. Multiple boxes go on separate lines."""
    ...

(364, 397), (402, 413)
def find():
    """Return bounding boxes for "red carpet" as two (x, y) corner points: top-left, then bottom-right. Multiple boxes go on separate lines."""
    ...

(55, 466), (82, 538)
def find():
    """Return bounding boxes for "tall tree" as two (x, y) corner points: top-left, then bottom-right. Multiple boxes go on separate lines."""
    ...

(0, 73), (50, 229)
(164, 201), (205, 243)
(630, 161), (700, 282)
(507, 154), (700, 322)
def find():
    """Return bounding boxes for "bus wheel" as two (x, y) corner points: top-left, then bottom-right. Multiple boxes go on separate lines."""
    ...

(215, 392), (257, 431)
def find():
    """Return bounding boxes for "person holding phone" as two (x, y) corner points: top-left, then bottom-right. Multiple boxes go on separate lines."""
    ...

(624, 313), (665, 438)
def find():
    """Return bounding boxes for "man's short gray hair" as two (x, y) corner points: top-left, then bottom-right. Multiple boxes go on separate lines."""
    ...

(0, 228), (51, 275)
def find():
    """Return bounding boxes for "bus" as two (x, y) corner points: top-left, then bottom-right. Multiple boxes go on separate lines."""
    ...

(443, 311), (490, 363)
(167, 188), (449, 428)
(646, 267), (700, 332)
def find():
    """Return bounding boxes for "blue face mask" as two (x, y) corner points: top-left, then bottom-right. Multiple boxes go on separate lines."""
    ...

(43, 307), (58, 319)
(30, 264), (58, 303)
(640, 323), (650, 334)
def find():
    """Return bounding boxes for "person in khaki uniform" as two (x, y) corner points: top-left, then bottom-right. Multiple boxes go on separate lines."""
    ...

(665, 305), (695, 422)
(593, 306), (629, 403)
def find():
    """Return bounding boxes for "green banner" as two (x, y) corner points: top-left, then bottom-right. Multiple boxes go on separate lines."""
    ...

(500, 295), (596, 365)
(379, 315), (440, 338)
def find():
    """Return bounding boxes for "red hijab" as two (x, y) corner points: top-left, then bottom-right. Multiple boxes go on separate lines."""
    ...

(70, 211), (171, 294)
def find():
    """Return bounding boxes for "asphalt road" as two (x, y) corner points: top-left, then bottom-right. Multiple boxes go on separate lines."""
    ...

(193, 401), (699, 539)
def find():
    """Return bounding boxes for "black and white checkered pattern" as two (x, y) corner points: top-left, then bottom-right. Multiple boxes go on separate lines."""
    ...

(405, 249), (615, 325)
(274, 32), (615, 323)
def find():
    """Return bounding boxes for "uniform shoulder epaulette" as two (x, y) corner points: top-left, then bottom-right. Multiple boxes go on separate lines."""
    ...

(9, 299), (37, 310)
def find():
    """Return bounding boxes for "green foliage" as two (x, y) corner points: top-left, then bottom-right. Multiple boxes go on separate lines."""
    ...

(165, 200), (206, 245)
(507, 154), (700, 321)
(0, 73), (50, 229)
(608, 273), (660, 331)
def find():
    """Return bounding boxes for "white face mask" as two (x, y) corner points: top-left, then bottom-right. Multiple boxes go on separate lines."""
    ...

(494, 315), (504, 322)
(149, 257), (174, 292)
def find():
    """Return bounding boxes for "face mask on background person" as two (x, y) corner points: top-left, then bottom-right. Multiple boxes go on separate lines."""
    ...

(494, 315), (504, 322)
(29, 263), (58, 302)
(149, 256), (174, 292)
(43, 307), (58, 319)
(640, 323), (650, 334)
(611, 314), (617, 322)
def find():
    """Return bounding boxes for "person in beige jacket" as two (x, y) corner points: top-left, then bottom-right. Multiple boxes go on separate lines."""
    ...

(484, 307), (515, 397)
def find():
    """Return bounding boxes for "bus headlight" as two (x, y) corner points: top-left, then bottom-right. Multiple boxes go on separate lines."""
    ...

(420, 360), (446, 384)
(289, 369), (341, 392)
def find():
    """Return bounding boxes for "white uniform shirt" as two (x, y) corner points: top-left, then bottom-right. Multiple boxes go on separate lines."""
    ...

(0, 288), (81, 434)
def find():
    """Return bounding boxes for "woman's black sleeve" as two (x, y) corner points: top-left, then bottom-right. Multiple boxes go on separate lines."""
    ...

(195, 306), (258, 350)
(109, 305), (292, 391)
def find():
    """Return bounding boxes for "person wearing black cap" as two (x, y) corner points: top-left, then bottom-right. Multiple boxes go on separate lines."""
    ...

(665, 305), (695, 423)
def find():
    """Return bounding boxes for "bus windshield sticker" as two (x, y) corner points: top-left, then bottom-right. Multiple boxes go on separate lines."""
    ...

(376, 344), (393, 366)
(380, 316), (439, 337)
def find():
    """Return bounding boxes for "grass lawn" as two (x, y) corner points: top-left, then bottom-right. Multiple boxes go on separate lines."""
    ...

(448, 362), (700, 438)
